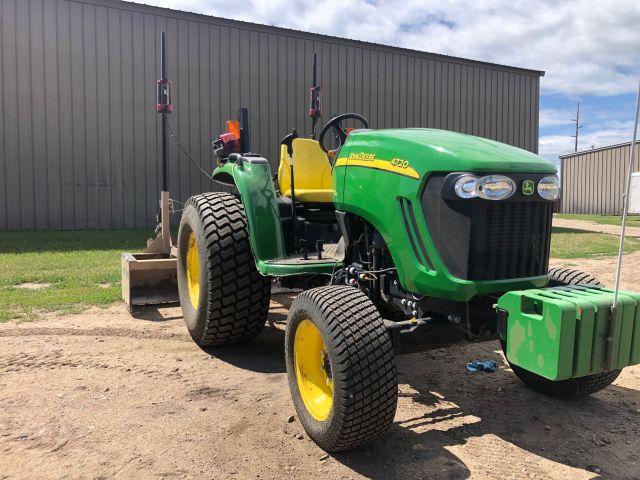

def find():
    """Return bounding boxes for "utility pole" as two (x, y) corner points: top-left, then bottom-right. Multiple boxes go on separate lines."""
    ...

(571, 102), (583, 152)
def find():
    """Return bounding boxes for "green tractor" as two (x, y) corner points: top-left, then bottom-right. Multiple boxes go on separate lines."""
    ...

(175, 77), (640, 452)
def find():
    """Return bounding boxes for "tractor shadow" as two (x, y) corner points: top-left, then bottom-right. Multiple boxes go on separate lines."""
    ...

(198, 292), (294, 374)
(197, 296), (640, 478)
(333, 342), (640, 479)
(130, 305), (182, 322)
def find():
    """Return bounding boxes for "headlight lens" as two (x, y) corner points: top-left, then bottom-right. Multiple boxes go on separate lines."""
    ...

(454, 175), (479, 199)
(538, 175), (560, 201)
(477, 175), (516, 200)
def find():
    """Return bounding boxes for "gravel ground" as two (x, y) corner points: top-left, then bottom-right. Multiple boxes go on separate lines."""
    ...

(1, 258), (640, 479)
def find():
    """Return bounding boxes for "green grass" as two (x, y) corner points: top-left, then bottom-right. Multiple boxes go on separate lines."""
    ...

(2, 226), (639, 323)
(550, 227), (640, 259)
(0, 229), (151, 322)
(555, 214), (640, 228)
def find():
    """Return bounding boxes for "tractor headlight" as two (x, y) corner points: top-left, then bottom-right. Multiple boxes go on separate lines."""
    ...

(538, 175), (560, 201)
(476, 175), (516, 200)
(454, 175), (479, 199)
(454, 174), (516, 200)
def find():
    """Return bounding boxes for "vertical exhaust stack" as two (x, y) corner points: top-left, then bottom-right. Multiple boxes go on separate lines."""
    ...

(121, 31), (179, 313)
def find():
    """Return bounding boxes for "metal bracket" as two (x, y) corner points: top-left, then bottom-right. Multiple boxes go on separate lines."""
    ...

(604, 305), (618, 371)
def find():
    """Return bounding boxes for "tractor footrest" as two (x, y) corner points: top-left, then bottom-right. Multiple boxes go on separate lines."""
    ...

(497, 286), (640, 380)
(258, 256), (339, 276)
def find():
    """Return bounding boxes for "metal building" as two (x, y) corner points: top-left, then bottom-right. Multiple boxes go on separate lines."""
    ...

(560, 142), (640, 215)
(0, 0), (544, 230)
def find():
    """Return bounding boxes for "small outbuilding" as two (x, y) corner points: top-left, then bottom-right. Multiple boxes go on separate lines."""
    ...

(560, 142), (640, 215)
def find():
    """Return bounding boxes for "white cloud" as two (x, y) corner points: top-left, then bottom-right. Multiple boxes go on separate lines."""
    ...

(132, 0), (640, 97)
(539, 134), (572, 157)
(539, 108), (576, 128)
(540, 121), (635, 160)
(540, 101), (637, 160)
(577, 125), (636, 151)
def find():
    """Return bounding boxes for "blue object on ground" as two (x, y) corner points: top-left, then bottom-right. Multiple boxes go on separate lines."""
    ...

(466, 360), (497, 373)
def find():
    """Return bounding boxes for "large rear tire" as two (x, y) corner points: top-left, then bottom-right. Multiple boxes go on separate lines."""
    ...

(547, 267), (603, 287)
(177, 192), (271, 347)
(285, 286), (398, 451)
(506, 267), (620, 399)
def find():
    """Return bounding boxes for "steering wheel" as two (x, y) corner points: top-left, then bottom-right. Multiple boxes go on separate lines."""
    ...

(318, 113), (369, 156)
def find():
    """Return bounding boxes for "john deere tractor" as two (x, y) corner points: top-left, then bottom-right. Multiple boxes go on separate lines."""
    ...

(175, 78), (640, 452)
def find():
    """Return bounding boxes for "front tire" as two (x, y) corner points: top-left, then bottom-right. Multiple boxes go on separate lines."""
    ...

(285, 286), (398, 451)
(508, 360), (621, 398)
(177, 192), (271, 347)
(506, 267), (620, 398)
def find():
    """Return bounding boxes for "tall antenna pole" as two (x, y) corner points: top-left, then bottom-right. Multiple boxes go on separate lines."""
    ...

(161, 32), (169, 192)
(612, 79), (640, 309)
(309, 53), (321, 139)
(571, 102), (583, 152)
(156, 31), (173, 254)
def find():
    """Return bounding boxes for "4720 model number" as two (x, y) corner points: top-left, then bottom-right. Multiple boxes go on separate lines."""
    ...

(390, 158), (410, 168)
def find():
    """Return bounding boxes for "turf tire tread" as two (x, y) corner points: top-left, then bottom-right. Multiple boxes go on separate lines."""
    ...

(288, 286), (397, 451)
(548, 267), (603, 287)
(187, 192), (270, 346)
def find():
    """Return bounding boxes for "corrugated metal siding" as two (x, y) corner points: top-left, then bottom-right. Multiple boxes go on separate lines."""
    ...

(561, 142), (640, 215)
(0, 0), (542, 230)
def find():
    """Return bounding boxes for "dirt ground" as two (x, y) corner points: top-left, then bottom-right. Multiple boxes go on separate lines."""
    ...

(553, 218), (640, 238)
(549, 251), (640, 292)
(2, 256), (640, 479)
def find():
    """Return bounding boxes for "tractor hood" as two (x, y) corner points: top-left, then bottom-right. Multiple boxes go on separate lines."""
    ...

(343, 128), (557, 175)
(333, 128), (557, 302)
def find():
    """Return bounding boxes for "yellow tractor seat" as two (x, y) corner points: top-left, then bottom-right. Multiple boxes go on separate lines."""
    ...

(277, 138), (334, 203)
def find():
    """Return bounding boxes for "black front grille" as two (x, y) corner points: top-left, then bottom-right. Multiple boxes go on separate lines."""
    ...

(466, 201), (552, 280)
(422, 174), (553, 281)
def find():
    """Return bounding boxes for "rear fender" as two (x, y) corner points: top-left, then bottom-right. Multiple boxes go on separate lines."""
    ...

(212, 157), (286, 265)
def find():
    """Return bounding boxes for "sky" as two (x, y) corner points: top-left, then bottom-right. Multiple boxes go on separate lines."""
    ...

(130, 0), (640, 164)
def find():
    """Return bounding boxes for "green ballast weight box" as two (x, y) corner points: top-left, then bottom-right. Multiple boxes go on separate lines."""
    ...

(498, 286), (640, 380)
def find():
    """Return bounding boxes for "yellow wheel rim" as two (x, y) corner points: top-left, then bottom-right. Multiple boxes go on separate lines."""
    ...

(186, 232), (200, 309)
(294, 319), (333, 421)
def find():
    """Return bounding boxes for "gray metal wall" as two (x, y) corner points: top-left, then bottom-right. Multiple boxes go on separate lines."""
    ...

(560, 142), (640, 215)
(0, 0), (543, 230)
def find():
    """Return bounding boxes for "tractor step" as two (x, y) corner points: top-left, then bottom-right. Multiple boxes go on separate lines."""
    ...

(264, 256), (338, 265)
(498, 286), (640, 380)
(257, 243), (341, 276)
(259, 256), (339, 276)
